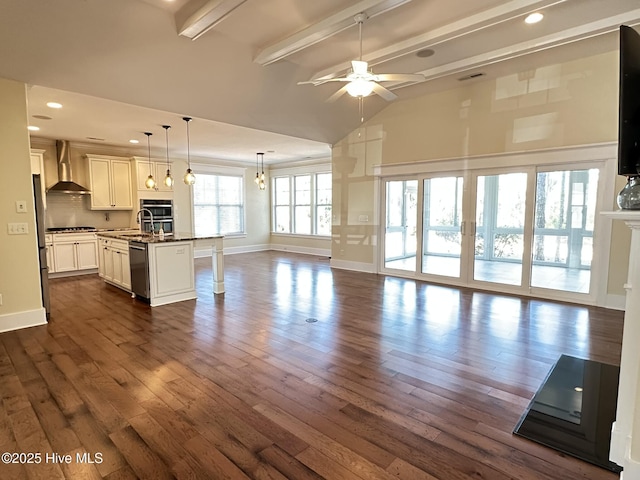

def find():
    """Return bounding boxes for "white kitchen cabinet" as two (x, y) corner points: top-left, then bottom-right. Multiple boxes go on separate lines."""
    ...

(45, 234), (54, 273)
(134, 157), (173, 193)
(87, 154), (133, 210)
(52, 233), (98, 274)
(98, 237), (131, 290)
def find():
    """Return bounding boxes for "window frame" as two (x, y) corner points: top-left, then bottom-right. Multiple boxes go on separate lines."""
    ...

(191, 164), (247, 237)
(271, 169), (332, 237)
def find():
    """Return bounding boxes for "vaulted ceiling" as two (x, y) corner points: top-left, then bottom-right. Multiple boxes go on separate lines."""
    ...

(1, 0), (638, 163)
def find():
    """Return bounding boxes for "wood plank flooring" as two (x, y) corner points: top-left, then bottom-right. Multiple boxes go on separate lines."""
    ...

(0, 251), (624, 479)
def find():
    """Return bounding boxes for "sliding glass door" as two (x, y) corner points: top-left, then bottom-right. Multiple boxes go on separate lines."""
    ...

(422, 176), (464, 278)
(530, 168), (599, 293)
(384, 180), (418, 271)
(473, 172), (529, 286)
(380, 163), (604, 301)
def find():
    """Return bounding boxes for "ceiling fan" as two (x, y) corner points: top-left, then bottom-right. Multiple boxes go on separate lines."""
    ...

(298, 13), (425, 103)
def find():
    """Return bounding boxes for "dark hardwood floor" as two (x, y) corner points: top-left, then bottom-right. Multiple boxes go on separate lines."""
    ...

(0, 252), (624, 479)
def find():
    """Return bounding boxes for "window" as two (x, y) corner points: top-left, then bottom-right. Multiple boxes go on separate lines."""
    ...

(272, 172), (331, 236)
(274, 177), (290, 233)
(193, 173), (244, 236)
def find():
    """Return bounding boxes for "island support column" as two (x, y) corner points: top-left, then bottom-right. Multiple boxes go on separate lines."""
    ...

(603, 211), (640, 479)
(212, 237), (225, 294)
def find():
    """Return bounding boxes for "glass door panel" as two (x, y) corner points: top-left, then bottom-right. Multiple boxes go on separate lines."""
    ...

(531, 168), (598, 293)
(384, 180), (418, 271)
(422, 176), (463, 277)
(474, 173), (528, 285)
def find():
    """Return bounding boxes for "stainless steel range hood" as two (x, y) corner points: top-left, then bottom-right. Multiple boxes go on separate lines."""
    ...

(46, 140), (91, 194)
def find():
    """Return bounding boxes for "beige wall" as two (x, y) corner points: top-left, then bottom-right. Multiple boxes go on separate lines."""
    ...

(332, 51), (630, 299)
(0, 78), (43, 324)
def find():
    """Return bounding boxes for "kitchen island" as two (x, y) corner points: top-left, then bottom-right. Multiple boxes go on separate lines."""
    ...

(96, 231), (224, 307)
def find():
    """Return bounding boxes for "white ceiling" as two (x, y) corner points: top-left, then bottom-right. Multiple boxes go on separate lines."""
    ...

(1, 0), (639, 165)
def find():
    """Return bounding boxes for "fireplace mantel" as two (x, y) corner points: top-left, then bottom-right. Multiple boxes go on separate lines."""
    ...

(602, 210), (640, 479)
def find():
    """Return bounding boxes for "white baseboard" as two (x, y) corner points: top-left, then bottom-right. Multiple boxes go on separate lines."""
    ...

(195, 244), (330, 258)
(605, 294), (627, 311)
(330, 259), (376, 273)
(270, 244), (330, 257)
(0, 307), (47, 333)
(195, 244), (270, 258)
(49, 269), (98, 279)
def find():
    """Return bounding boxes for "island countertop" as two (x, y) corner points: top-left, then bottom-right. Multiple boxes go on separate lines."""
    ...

(96, 231), (223, 243)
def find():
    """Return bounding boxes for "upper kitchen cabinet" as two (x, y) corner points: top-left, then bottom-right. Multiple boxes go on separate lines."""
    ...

(86, 154), (133, 210)
(133, 157), (173, 193)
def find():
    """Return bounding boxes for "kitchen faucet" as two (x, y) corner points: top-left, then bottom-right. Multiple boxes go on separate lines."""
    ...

(136, 208), (155, 235)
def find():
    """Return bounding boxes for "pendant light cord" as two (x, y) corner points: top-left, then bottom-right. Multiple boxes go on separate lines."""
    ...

(163, 125), (170, 168)
(145, 132), (152, 172)
(183, 117), (192, 170)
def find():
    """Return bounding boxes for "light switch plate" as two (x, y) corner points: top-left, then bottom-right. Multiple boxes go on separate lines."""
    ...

(15, 200), (27, 213)
(7, 223), (28, 235)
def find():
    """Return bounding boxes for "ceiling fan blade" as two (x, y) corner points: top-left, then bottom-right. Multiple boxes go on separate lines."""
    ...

(352, 60), (369, 75)
(375, 73), (425, 82)
(326, 85), (349, 103)
(298, 77), (350, 86)
(371, 82), (397, 101)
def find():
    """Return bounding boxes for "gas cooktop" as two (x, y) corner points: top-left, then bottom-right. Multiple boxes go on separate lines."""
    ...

(47, 226), (97, 233)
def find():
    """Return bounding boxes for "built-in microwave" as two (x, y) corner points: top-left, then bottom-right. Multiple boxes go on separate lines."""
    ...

(140, 199), (173, 234)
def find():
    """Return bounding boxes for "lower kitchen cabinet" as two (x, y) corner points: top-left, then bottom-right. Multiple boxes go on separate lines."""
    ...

(99, 237), (131, 291)
(52, 233), (98, 274)
(45, 234), (54, 273)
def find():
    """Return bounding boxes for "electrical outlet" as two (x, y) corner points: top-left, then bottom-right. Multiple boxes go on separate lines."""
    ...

(15, 200), (27, 213)
(7, 223), (28, 235)
(0, 294), (3, 306)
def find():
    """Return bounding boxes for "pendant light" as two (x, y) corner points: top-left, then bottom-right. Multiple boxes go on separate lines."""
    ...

(254, 152), (260, 185)
(162, 125), (174, 188)
(258, 152), (266, 190)
(144, 132), (156, 189)
(183, 117), (196, 185)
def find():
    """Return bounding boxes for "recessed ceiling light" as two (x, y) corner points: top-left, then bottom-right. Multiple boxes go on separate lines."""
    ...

(574, 386), (583, 392)
(46, 102), (63, 109)
(129, 139), (140, 144)
(416, 48), (435, 58)
(525, 12), (544, 24)
(27, 125), (40, 131)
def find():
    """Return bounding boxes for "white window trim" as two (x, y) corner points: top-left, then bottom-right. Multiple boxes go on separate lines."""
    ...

(191, 165), (247, 236)
(272, 170), (332, 236)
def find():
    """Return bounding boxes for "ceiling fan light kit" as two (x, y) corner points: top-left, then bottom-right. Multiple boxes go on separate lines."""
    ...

(346, 79), (375, 97)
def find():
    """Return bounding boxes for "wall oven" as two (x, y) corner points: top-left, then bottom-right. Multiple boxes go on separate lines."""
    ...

(140, 199), (173, 234)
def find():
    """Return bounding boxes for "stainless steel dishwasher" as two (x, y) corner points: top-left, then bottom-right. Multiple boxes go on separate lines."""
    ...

(129, 241), (150, 300)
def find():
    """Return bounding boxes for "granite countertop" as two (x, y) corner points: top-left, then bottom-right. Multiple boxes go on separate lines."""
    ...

(96, 231), (223, 243)
(47, 227), (142, 234)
